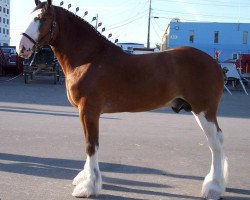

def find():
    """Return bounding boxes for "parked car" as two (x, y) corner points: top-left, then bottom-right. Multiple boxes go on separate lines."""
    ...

(0, 46), (23, 75)
(1, 46), (17, 65)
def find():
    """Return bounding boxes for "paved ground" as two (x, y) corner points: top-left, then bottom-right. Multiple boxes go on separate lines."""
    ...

(0, 76), (249, 200)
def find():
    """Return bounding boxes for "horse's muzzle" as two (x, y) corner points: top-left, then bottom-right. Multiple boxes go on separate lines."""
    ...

(17, 36), (34, 58)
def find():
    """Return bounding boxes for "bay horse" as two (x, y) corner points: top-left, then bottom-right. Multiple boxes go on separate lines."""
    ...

(17, 0), (228, 199)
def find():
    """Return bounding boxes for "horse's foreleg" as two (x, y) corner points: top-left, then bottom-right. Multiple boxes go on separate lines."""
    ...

(72, 109), (102, 197)
(193, 112), (228, 200)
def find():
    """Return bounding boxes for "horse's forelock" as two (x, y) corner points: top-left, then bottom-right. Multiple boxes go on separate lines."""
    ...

(32, 2), (47, 13)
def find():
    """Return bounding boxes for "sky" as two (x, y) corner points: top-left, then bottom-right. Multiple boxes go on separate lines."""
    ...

(10, 0), (250, 48)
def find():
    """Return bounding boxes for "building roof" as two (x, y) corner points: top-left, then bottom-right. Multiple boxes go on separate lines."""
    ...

(117, 42), (144, 46)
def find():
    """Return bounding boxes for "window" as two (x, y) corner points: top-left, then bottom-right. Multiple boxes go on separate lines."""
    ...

(3, 18), (5, 24)
(6, 29), (9, 35)
(7, 19), (9, 24)
(214, 31), (219, 43)
(0, 17), (1, 23)
(189, 30), (194, 43)
(3, 28), (5, 34)
(0, 6), (2, 12)
(243, 31), (248, 44)
(7, 9), (9, 14)
(232, 53), (239, 60)
(3, 7), (5, 13)
(0, 27), (1, 33)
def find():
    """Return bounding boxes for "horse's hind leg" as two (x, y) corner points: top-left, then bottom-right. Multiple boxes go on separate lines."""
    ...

(193, 112), (228, 200)
(72, 109), (102, 197)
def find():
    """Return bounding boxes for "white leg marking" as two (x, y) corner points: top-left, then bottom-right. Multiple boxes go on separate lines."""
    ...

(193, 112), (228, 200)
(72, 147), (102, 197)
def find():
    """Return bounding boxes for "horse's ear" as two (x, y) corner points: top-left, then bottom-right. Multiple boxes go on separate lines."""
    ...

(35, 0), (41, 6)
(47, 0), (52, 6)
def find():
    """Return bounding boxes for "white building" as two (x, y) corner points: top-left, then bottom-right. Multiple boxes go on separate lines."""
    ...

(116, 43), (145, 54)
(0, 0), (10, 46)
(116, 42), (159, 54)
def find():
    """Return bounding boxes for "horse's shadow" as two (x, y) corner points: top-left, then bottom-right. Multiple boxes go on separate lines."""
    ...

(0, 153), (249, 199)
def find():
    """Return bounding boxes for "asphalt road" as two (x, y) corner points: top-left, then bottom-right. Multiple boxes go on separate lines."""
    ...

(0, 76), (249, 200)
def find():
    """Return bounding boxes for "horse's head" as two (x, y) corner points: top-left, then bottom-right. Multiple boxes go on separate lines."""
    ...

(17, 0), (56, 58)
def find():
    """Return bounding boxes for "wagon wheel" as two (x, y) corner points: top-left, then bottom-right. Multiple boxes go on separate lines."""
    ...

(30, 72), (34, 80)
(55, 64), (60, 82)
(54, 73), (57, 84)
(24, 72), (30, 84)
(57, 74), (60, 82)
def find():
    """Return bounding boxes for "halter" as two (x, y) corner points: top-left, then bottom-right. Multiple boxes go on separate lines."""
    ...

(21, 7), (57, 52)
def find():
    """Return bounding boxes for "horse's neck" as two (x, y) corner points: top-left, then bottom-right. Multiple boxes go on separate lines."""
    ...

(51, 7), (110, 75)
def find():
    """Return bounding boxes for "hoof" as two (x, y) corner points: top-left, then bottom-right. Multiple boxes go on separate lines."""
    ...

(72, 178), (95, 198)
(202, 177), (225, 200)
(72, 169), (102, 198)
(72, 170), (88, 186)
(202, 189), (222, 200)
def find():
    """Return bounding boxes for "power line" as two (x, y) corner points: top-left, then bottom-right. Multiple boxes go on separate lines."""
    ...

(151, 21), (162, 41)
(154, 0), (250, 8)
(153, 9), (250, 20)
(107, 10), (148, 29)
(107, 14), (147, 31)
(100, 0), (146, 20)
(152, 18), (165, 31)
(197, 0), (250, 7)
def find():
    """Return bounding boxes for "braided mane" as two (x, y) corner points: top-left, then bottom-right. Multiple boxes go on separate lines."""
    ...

(54, 5), (114, 45)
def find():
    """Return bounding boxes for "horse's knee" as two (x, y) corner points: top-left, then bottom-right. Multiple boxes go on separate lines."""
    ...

(79, 109), (100, 156)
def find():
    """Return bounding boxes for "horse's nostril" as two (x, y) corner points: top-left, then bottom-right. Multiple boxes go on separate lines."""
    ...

(21, 46), (26, 53)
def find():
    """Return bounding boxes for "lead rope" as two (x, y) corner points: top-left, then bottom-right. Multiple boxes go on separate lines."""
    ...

(0, 74), (22, 83)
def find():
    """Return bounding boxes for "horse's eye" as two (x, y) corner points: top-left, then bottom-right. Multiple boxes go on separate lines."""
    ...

(40, 18), (47, 22)
(34, 16), (46, 22)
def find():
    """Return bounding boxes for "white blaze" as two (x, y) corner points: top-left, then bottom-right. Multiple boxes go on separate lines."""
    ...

(17, 9), (43, 58)
(24, 9), (43, 41)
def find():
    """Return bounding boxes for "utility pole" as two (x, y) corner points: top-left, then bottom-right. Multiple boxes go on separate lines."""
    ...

(147, 0), (152, 48)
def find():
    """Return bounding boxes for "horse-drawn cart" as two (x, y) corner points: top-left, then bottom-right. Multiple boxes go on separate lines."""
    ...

(23, 46), (62, 84)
